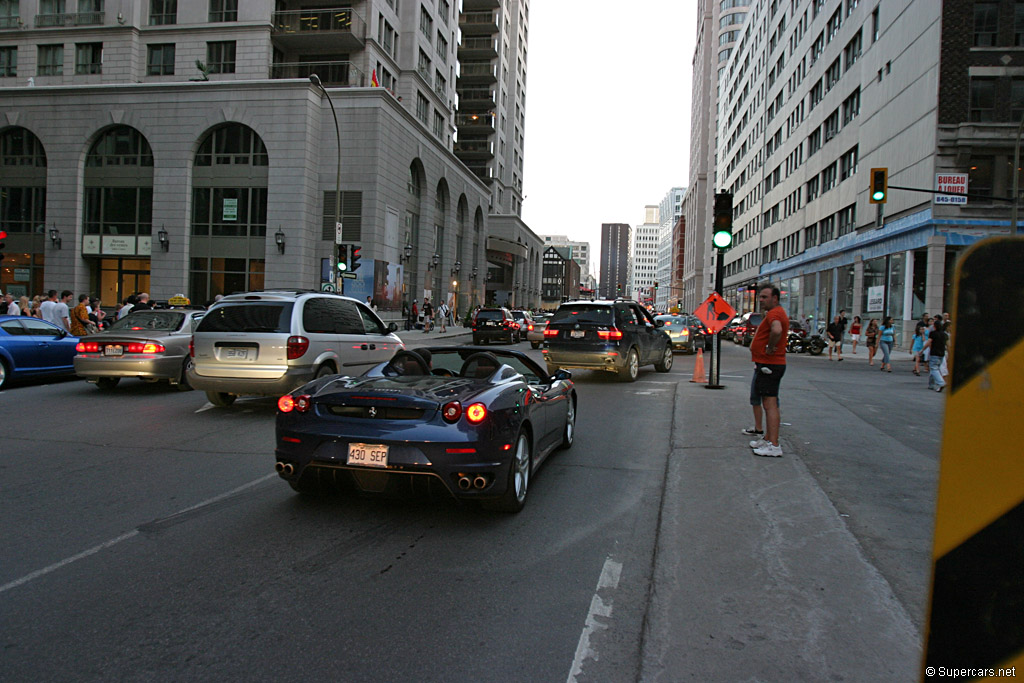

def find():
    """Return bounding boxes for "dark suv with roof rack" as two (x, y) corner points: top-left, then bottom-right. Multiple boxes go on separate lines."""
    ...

(541, 299), (673, 381)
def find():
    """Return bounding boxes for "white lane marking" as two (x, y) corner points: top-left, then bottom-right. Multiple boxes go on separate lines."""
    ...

(0, 473), (277, 595)
(194, 402), (215, 413)
(567, 557), (623, 683)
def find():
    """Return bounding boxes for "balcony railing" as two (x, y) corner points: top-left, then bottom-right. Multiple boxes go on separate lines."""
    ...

(460, 37), (498, 52)
(460, 62), (497, 80)
(35, 12), (105, 27)
(454, 139), (494, 156)
(462, 11), (497, 27)
(459, 88), (496, 105)
(270, 60), (365, 87)
(0, 15), (21, 29)
(455, 113), (494, 128)
(273, 7), (365, 38)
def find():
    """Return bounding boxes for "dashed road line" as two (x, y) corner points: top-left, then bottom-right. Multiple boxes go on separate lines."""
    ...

(567, 556), (623, 682)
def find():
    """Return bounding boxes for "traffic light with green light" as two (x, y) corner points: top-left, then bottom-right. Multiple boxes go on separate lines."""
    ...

(337, 243), (348, 273)
(712, 192), (733, 250)
(869, 168), (888, 203)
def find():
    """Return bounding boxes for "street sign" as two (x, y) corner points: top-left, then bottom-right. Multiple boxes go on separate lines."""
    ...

(335, 222), (344, 245)
(341, 272), (357, 279)
(923, 237), (1024, 675)
(693, 292), (737, 334)
(935, 173), (968, 205)
(320, 283), (336, 292)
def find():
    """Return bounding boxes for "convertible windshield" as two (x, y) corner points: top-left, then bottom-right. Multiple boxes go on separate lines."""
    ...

(109, 311), (186, 331)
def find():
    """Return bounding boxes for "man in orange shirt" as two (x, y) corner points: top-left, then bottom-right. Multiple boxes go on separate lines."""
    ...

(747, 284), (789, 457)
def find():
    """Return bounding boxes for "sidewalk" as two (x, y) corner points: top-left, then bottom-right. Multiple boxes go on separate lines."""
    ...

(394, 325), (472, 348)
(639, 351), (923, 681)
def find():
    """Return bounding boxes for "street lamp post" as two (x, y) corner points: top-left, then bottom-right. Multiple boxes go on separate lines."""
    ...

(310, 74), (342, 290)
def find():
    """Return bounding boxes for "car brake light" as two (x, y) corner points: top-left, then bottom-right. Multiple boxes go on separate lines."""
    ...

(466, 403), (487, 423)
(287, 336), (309, 359)
(598, 328), (623, 340)
(543, 328), (559, 337)
(682, 329), (690, 336)
(441, 401), (462, 423)
(278, 394), (312, 413)
(527, 324), (533, 331)
(126, 342), (165, 354)
(76, 341), (100, 353)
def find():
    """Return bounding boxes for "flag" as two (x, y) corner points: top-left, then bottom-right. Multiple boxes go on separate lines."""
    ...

(371, 69), (379, 87)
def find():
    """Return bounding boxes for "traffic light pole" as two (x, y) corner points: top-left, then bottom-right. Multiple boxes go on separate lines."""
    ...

(706, 248), (726, 390)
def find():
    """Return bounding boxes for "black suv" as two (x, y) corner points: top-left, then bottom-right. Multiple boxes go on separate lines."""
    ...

(542, 299), (673, 381)
(472, 307), (521, 345)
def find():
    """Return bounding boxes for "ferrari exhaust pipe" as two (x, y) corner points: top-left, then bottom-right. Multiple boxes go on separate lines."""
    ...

(473, 476), (488, 490)
(458, 476), (472, 490)
(275, 461), (285, 474)
(282, 463), (295, 476)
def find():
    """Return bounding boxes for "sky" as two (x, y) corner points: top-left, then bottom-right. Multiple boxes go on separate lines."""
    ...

(519, 1), (698, 274)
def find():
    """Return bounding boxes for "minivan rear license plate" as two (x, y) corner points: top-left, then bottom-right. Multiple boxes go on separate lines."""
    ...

(223, 347), (250, 360)
(348, 443), (389, 468)
(571, 330), (586, 338)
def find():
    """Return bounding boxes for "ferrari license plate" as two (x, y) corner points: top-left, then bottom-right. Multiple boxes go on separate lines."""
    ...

(571, 330), (586, 338)
(103, 345), (123, 356)
(348, 443), (389, 468)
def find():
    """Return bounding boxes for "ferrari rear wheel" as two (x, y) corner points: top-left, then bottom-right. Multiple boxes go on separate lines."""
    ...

(559, 397), (575, 449)
(485, 430), (531, 513)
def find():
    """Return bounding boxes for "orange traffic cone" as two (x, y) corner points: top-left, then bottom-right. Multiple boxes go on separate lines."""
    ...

(689, 348), (707, 383)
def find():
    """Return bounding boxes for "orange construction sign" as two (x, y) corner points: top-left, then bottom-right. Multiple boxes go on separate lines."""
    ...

(693, 292), (737, 334)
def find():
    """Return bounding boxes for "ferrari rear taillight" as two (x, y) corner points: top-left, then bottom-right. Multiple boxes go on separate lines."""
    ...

(441, 401), (462, 423)
(287, 335), (309, 359)
(597, 328), (623, 340)
(278, 394), (312, 413)
(466, 403), (487, 424)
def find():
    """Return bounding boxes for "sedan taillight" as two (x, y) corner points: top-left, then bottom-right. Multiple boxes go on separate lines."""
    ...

(76, 341), (100, 353)
(127, 342), (165, 354)
(543, 328), (559, 338)
(287, 336), (309, 359)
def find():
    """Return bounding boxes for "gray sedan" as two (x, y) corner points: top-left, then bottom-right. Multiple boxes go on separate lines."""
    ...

(74, 309), (204, 390)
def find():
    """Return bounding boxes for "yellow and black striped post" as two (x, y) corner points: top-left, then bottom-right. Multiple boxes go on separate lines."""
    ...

(923, 237), (1024, 679)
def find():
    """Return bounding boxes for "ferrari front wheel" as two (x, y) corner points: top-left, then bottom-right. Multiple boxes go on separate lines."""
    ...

(485, 430), (531, 513)
(559, 397), (575, 449)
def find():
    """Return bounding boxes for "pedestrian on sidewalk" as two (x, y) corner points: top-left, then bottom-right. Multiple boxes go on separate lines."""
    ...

(827, 315), (844, 361)
(744, 284), (789, 458)
(70, 294), (91, 337)
(924, 320), (948, 392)
(911, 322), (927, 375)
(878, 316), (895, 372)
(849, 316), (862, 354)
(865, 318), (879, 365)
(422, 298), (434, 333)
(437, 300), (449, 333)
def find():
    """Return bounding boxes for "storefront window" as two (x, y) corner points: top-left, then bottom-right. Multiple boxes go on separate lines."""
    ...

(802, 273), (817, 327)
(818, 268), (834, 321)
(862, 257), (886, 321)
(0, 252), (44, 298)
(912, 248), (928, 318)
(888, 252), (905, 345)
(836, 264), (855, 315)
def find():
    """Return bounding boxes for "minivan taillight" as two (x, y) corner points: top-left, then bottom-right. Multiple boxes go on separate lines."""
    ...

(287, 336), (310, 359)
(598, 328), (623, 340)
(189, 336), (194, 357)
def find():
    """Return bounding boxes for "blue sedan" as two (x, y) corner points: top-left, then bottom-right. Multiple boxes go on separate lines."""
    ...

(0, 315), (80, 389)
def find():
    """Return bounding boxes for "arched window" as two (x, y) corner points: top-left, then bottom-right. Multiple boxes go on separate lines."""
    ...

(433, 180), (449, 297)
(190, 123), (269, 301)
(405, 161), (424, 296)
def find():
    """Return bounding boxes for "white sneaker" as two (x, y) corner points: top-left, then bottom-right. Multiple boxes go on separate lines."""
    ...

(749, 438), (769, 449)
(753, 443), (783, 457)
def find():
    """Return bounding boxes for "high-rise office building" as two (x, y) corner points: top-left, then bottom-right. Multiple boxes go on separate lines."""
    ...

(656, 187), (685, 310)
(630, 206), (660, 304)
(0, 1), (540, 311)
(599, 223), (630, 299)
(713, 0), (1011, 342)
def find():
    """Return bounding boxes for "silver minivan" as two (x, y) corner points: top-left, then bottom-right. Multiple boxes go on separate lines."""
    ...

(187, 291), (403, 407)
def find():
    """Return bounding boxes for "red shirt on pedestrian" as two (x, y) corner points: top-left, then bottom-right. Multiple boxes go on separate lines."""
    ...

(751, 306), (789, 365)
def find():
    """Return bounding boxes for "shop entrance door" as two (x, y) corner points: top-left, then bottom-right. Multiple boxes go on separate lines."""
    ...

(98, 258), (151, 308)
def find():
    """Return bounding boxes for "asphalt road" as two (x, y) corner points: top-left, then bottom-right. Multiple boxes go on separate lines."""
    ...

(0, 336), (943, 682)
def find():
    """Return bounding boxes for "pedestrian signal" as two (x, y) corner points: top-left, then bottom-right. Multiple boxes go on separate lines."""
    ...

(870, 168), (888, 203)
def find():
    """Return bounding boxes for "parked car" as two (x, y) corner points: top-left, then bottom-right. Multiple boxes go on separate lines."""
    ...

(542, 299), (673, 381)
(472, 307), (521, 345)
(733, 311), (764, 346)
(74, 309), (205, 391)
(654, 314), (705, 354)
(274, 346), (577, 512)
(0, 315), (79, 390)
(188, 290), (402, 407)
